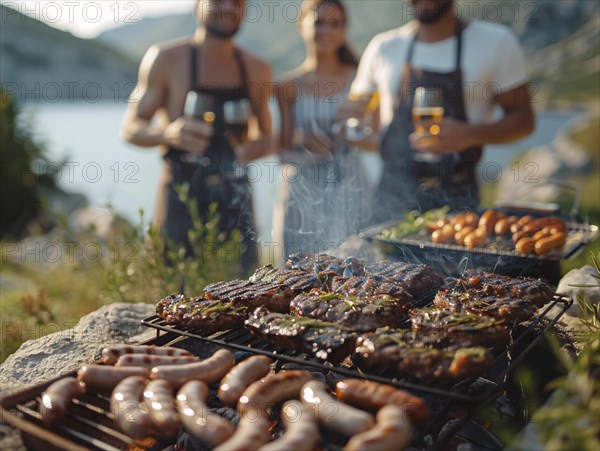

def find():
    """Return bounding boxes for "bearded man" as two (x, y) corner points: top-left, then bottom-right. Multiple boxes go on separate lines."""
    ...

(121, 0), (272, 268)
(341, 0), (534, 219)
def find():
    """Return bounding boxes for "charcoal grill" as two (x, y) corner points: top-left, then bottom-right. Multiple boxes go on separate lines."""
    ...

(1, 295), (573, 451)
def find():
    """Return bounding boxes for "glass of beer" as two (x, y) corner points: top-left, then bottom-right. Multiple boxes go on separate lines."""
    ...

(182, 91), (216, 165)
(332, 91), (379, 144)
(412, 86), (444, 163)
(184, 91), (216, 123)
(224, 99), (251, 148)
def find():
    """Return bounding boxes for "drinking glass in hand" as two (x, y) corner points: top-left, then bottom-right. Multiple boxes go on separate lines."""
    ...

(224, 99), (251, 148)
(182, 91), (215, 165)
(412, 87), (444, 163)
(332, 91), (379, 144)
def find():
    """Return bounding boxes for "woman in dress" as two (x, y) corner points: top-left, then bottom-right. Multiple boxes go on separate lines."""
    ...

(273, 0), (372, 264)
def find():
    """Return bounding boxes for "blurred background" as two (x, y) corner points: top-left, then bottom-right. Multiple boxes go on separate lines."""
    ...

(1, 0), (599, 360)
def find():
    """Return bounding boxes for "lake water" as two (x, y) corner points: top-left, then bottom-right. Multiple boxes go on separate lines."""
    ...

(23, 102), (579, 243)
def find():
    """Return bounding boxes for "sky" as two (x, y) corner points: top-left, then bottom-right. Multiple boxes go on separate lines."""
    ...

(1, 0), (195, 38)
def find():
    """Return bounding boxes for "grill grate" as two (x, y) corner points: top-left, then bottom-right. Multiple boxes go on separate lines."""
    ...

(141, 295), (572, 404)
(1, 295), (572, 451)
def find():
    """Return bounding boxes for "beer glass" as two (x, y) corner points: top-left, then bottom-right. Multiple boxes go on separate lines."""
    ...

(182, 91), (216, 165)
(332, 91), (379, 143)
(412, 86), (444, 163)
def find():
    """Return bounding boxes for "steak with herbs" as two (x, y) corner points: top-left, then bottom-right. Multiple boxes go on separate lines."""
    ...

(156, 294), (244, 333)
(410, 307), (511, 349)
(289, 289), (409, 332)
(331, 275), (414, 305)
(286, 253), (365, 277)
(202, 279), (295, 313)
(245, 307), (356, 364)
(353, 329), (493, 384)
(433, 269), (553, 323)
(365, 261), (445, 300)
(249, 264), (326, 293)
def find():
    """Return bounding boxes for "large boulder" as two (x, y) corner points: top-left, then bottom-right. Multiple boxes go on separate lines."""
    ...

(557, 265), (600, 317)
(0, 302), (155, 390)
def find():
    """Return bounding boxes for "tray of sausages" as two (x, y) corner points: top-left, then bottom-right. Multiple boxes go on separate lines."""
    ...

(371, 209), (598, 261)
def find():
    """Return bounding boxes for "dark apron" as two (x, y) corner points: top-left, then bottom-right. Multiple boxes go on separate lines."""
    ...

(160, 43), (257, 268)
(374, 21), (483, 222)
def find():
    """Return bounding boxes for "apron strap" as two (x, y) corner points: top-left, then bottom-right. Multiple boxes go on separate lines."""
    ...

(189, 42), (249, 90)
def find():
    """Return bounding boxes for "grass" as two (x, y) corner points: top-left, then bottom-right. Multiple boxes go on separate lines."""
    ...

(0, 193), (244, 363)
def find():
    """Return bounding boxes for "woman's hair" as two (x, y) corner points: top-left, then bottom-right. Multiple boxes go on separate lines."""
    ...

(300, 0), (359, 67)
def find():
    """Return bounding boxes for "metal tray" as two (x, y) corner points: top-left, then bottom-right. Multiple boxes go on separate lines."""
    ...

(360, 217), (598, 282)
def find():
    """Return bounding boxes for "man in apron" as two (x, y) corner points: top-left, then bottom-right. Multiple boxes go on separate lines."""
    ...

(121, 0), (273, 269)
(339, 0), (535, 222)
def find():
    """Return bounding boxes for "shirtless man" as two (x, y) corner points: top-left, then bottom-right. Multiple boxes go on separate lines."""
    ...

(121, 0), (272, 268)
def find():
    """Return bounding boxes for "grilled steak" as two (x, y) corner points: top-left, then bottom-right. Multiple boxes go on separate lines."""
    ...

(249, 264), (325, 293)
(331, 275), (414, 305)
(289, 289), (409, 332)
(245, 307), (356, 364)
(410, 307), (511, 349)
(286, 253), (365, 277)
(202, 279), (295, 313)
(353, 329), (493, 384)
(365, 261), (445, 300)
(433, 269), (553, 324)
(156, 294), (244, 333)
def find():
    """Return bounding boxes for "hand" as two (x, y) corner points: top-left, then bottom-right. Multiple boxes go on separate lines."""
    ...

(335, 96), (370, 123)
(162, 117), (213, 154)
(409, 118), (474, 154)
(303, 132), (334, 157)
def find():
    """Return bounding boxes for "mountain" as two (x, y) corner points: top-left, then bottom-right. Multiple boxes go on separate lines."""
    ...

(98, 0), (600, 78)
(0, 5), (136, 101)
(97, 1), (410, 76)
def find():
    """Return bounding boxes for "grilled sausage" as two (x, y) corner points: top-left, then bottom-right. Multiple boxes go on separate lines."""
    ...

(219, 355), (272, 406)
(522, 217), (566, 233)
(532, 229), (552, 241)
(432, 224), (455, 243)
(300, 380), (374, 437)
(213, 407), (271, 451)
(478, 210), (502, 234)
(511, 215), (534, 234)
(343, 406), (413, 451)
(454, 226), (475, 245)
(259, 401), (318, 451)
(78, 365), (149, 394)
(111, 376), (153, 439)
(39, 377), (85, 425)
(335, 379), (429, 424)
(238, 370), (313, 413)
(176, 380), (234, 446)
(463, 212), (479, 227)
(494, 215), (518, 235)
(101, 345), (192, 365)
(535, 232), (567, 255)
(143, 379), (180, 437)
(450, 214), (467, 231)
(512, 230), (534, 243)
(463, 228), (488, 249)
(116, 354), (199, 369)
(151, 349), (234, 388)
(516, 237), (537, 254)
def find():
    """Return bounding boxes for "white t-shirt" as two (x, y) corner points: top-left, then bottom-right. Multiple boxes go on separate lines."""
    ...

(351, 20), (528, 130)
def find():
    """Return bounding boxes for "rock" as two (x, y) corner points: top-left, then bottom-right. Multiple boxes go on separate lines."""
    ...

(556, 265), (600, 317)
(70, 206), (115, 240)
(0, 303), (155, 390)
